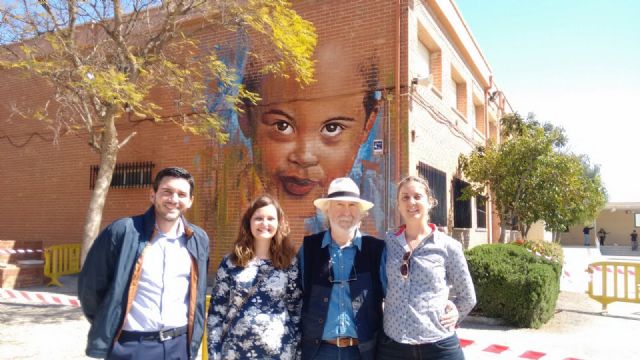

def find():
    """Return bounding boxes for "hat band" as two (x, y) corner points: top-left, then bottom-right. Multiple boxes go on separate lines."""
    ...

(327, 191), (360, 199)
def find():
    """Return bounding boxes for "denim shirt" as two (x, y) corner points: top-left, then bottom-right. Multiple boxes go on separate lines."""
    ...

(299, 229), (388, 340)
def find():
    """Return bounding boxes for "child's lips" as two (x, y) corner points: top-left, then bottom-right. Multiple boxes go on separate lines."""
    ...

(279, 176), (320, 196)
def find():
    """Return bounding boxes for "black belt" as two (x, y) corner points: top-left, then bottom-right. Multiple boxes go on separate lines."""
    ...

(119, 325), (188, 342)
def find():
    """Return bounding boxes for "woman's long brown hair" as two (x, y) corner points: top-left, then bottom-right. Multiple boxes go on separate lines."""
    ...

(230, 194), (296, 269)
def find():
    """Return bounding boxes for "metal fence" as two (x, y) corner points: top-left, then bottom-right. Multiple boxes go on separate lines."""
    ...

(417, 162), (447, 227)
(587, 261), (640, 312)
(90, 161), (155, 189)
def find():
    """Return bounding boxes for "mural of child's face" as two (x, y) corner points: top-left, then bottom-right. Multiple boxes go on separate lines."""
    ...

(246, 44), (376, 205)
(253, 92), (366, 199)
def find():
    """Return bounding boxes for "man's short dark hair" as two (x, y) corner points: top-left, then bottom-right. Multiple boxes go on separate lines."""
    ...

(153, 167), (195, 197)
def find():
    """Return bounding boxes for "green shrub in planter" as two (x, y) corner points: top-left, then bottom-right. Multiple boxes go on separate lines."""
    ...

(464, 243), (561, 328)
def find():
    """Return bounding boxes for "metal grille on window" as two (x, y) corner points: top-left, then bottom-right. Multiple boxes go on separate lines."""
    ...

(453, 178), (472, 228)
(90, 162), (155, 189)
(416, 162), (447, 227)
(476, 195), (487, 229)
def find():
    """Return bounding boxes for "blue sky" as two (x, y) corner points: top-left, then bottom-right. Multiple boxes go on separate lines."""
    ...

(455, 0), (640, 202)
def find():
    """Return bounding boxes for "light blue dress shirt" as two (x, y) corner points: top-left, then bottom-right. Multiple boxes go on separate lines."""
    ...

(299, 230), (387, 340)
(123, 221), (191, 331)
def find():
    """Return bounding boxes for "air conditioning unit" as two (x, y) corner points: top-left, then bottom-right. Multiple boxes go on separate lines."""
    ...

(411, 74), (433, 87)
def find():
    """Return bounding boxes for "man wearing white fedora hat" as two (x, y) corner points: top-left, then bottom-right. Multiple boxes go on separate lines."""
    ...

(298, 177), (384, 360)
(297, 177), (459, 360)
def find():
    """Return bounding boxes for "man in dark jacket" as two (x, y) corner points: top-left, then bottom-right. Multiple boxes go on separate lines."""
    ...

(583, 226), (594, 246)
(298, 177), (383, 360)
(78, 167), (210, 360)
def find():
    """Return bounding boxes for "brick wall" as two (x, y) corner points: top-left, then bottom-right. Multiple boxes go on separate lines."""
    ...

(0, 240), (43, 263)
(0, 240), (45, 288)
(0, 0), (401, 273)
(0, 0), (499, 275)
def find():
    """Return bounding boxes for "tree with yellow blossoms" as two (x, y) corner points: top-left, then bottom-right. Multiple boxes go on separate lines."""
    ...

(0, 0), (316, 261)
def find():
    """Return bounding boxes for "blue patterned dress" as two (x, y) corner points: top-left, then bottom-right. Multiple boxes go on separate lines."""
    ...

(207, 255), (302, 360)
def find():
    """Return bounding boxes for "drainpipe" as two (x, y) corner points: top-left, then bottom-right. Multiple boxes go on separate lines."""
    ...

(485, 75), (493, 243)
(394, 0), (402, 227)
(395, 0), (401, 182)
(385, 94), (392, 232)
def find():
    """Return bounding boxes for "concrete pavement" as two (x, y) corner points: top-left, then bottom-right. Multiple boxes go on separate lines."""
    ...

(458, 291), (639, 359)
(0, 275), (88, 360)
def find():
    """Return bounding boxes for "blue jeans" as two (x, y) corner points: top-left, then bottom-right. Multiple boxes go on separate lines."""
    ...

(583, 234), (590, 246)
(376, 332), (464, 360)
(312, 342), (361, 360)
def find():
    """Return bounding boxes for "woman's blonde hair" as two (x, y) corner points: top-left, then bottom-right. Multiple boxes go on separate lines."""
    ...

(230, 194), (296, 270)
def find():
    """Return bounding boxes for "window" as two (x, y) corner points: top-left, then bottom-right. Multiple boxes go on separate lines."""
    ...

(90, 162), (155, 189)
(473, 94), (485, 133)
(448, 76), (458, 106)
(476, 195), (487, 229)
(417, 40), (430, 77)
(450, 67), (467, 116)
(469, 102), (475, 126)
(416, 162), (447, 227)
(417, 23), (442, 92)
(453, 178), (471, 228)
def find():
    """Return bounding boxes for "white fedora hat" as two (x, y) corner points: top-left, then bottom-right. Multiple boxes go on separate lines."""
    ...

(313, 177), (374, 211)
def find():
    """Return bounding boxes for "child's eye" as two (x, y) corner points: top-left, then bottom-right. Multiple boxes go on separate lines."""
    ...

(320, 122), (345, 137)
(274, 120), (294, 135)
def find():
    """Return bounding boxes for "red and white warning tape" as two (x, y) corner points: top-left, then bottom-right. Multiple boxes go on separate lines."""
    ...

(0, 288), (80, 307)
(590, 265), (636, 276)
(560, 264), (577, 284)
(459, 337), (582, 360)
(0, 248), (43, 255)
(561, 266), (573, 280)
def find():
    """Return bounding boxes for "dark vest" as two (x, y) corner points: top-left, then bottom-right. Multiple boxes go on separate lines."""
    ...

(301, 231), (385, 360)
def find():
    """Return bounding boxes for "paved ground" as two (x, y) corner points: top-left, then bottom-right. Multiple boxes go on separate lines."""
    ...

(1, 247), (639, 360)
(0, 275), (88, 360)
(0, 300), (88, 360)
(459, 291), (640, 359)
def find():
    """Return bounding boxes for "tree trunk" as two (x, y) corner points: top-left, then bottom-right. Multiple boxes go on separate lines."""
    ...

(81, 114), (119, 264)
(498, 213), (514, 243)
(552, 231), (562, 243)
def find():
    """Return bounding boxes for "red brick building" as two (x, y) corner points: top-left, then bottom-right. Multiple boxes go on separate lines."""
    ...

(0, 0), (509, 271)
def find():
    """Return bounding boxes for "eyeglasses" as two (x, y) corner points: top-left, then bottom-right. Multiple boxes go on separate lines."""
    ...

(327, 259), (357, 284)
(400, 250), (412, 279)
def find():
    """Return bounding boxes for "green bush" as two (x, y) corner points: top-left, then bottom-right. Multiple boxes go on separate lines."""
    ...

(465, 244), (561, 328)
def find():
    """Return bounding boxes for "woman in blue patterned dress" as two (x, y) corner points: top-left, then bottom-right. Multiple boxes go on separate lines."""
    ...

(377, 176), (476, 360)
(207, 195), (302, 359)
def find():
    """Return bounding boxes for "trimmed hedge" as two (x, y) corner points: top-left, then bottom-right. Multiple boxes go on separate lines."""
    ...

(465, 244), (561, 328)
